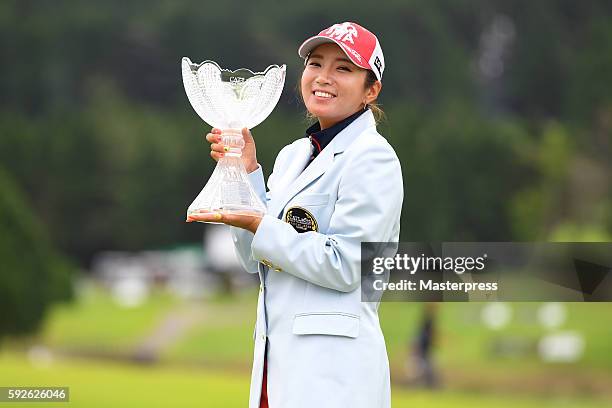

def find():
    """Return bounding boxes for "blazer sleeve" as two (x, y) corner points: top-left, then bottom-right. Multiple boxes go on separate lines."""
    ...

(230, 165), (268, 275)
(229, 142), (293, 274)
(250, 139), (403, 292)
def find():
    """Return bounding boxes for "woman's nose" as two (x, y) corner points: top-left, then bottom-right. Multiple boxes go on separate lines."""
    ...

(315, 73), (332, 85)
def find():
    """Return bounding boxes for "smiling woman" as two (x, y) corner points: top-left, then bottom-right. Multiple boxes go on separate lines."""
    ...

(300, 43), (382, 129)
(194, 21), (403, 408)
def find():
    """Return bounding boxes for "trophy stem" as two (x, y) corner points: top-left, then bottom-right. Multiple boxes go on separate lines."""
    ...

(221, 128), (244, 157)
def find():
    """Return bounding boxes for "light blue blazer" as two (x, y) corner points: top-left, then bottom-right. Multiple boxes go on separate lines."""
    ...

(231, 110), (403, 408)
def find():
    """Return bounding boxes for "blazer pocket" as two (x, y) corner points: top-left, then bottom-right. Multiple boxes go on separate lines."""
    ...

(292, 312), (360, 338)
(294, 193), (329, 207)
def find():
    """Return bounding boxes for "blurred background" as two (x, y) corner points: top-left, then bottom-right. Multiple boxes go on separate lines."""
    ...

(1, 0), (611, 406)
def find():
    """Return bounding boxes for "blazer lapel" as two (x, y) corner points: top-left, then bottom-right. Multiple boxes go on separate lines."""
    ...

(268, 138), (312, 216)
(270, 144), (333, 217)
(269, 110), (377, 218)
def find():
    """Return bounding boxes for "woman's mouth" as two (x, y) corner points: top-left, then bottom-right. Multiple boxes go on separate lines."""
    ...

(313, 90), (336, 99)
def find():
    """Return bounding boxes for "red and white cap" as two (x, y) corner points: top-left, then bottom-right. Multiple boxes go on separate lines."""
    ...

(298, 22), (385, 81)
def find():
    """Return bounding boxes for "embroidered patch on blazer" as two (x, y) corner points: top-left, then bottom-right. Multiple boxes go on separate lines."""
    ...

(285, 206), (319, 233)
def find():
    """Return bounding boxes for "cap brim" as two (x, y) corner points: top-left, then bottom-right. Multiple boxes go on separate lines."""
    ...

(297, 35), (370, 70)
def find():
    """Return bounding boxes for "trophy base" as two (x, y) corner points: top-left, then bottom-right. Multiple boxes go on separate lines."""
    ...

(187, 206), (265, 224)
(186, 156), (266, 224)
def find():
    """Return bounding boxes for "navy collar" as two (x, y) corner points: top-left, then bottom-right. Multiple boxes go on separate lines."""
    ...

(306, 108), (369, 160)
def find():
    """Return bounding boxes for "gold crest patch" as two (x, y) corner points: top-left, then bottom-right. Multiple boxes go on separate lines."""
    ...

(285, 206), (318, 233)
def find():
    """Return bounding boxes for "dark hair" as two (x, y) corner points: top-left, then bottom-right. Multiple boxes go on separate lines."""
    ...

(297, 64), (385, 124)
(364, 69), (385, 123)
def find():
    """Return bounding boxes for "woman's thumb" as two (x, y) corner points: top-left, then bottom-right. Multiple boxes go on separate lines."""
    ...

(242, 127), (253, 143)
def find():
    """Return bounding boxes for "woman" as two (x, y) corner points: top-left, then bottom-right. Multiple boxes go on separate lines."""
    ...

(189, 22), (403, 408)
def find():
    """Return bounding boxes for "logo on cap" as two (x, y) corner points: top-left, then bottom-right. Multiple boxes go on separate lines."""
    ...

(342, 44), (363, 63)
(374, 56), (383, 78)
(324, 23), (358, 44)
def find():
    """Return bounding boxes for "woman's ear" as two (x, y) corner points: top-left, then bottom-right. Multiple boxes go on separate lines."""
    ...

(366, 81), (382, 104)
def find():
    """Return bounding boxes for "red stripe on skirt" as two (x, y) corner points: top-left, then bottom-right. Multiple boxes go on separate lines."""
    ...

(259, 350), (268, 408)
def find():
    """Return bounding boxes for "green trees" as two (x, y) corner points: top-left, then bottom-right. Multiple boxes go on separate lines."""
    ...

(0, 0), (610, 270)
(0, 168), (73, 337)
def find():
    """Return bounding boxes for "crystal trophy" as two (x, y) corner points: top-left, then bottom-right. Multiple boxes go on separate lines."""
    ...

(182, 58), (286, 222)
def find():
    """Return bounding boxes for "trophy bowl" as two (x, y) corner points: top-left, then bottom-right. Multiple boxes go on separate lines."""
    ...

(181, 58), (286, 222)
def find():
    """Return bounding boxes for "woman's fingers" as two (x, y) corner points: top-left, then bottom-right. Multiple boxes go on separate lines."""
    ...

(205, 132), (222, 143)
(205, 128), (222, 143)
(186, 212), (223, 223)
(204, 128), (225, 162)
(186, 211), (262, 234)
(208, 140), (227, 162)
(187, 210), (229, 223)
(210, 143), (226, 153)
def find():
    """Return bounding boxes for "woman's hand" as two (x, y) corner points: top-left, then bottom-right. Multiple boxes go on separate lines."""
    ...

(205, 127), (259, 173)
(186, 211), (262, 233)
(198, 127), (261, 232)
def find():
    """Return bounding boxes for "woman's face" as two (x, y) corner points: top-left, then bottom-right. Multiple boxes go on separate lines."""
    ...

(301, 43), (380, 129)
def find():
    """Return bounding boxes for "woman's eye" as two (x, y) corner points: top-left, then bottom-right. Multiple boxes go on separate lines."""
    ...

(308, 62), (321, 67)
(338, 66), (351, 71)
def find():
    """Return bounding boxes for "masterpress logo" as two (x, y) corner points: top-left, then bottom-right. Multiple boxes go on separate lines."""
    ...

(370, 252), (496, 297)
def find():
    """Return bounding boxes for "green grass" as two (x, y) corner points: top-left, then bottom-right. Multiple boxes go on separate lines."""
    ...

(0, 351), (248, 408)
(164, 324), (254, 364)
(1, 351), (609, 408)
(392, 388), (610, 408)
(31, 287), (612, 370)
(163, 292), (257, 364)
(38, 284), (179, 351)
(29, 286), (612, 376)
(379, 302), (612, 372)
(31, 289), (612, 372)
(5, 285), (611, 406)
